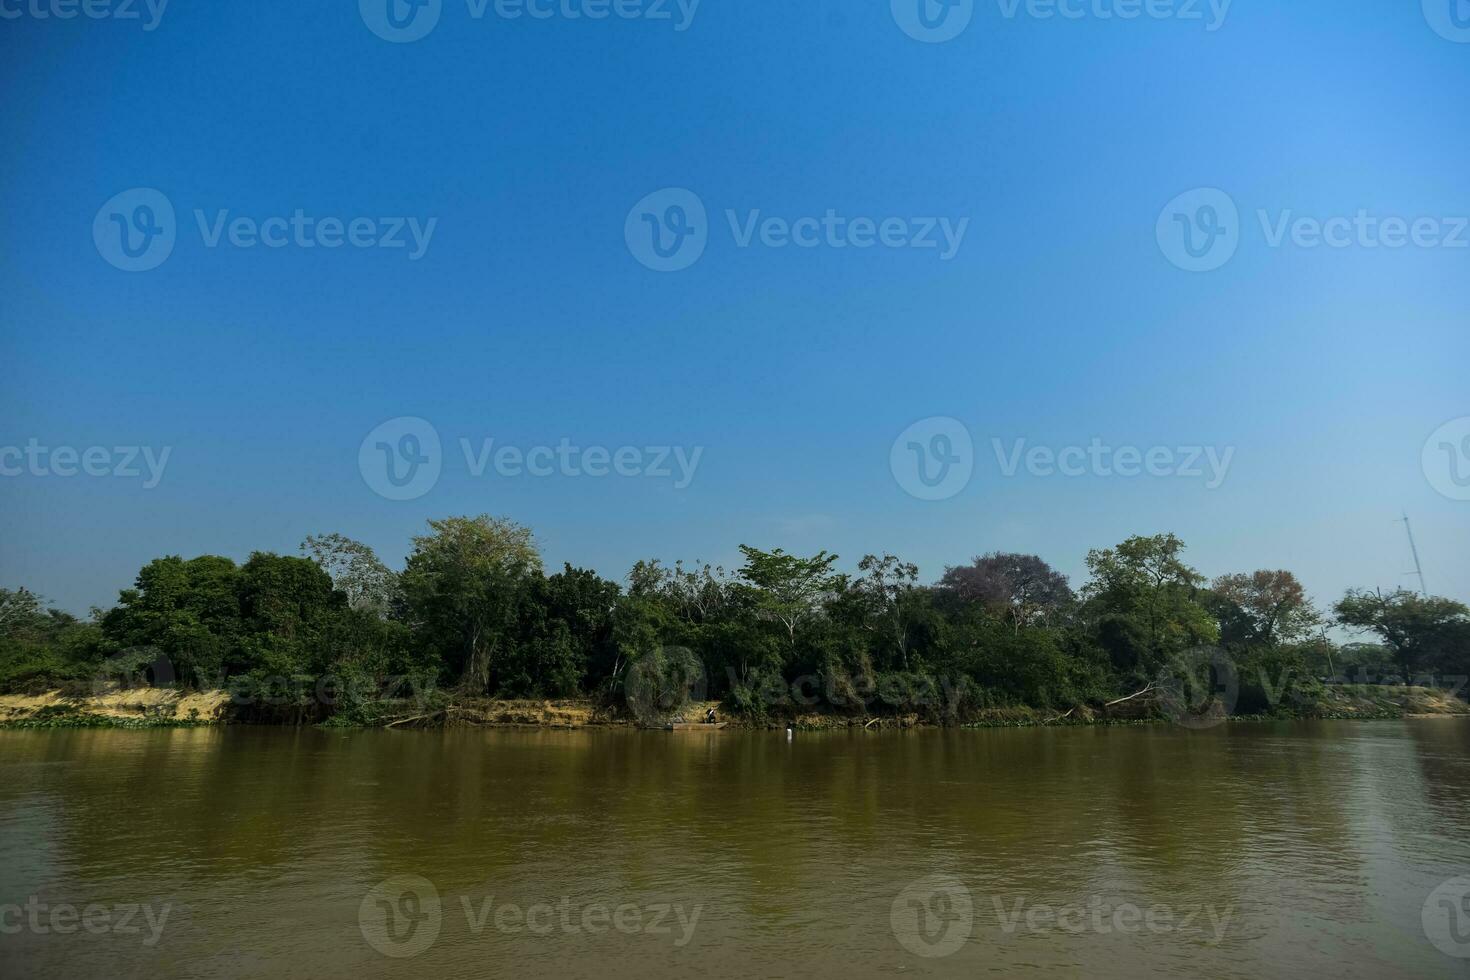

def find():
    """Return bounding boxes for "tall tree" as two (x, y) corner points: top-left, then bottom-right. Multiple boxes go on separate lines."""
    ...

(625, 559), (738, 625)
(502, 564), (621, 697)
(301, 533), (398, 615)
(0, 588), (46, 637)
(938, 552), (1072, 629)
(736, 546), (841, 650)
(854, 553), (923, 669)
(398, 515), (542, 694)
(1210, 570), (1320, 647)
(100, 555), (243, 687)
(1082, 533), (1217, 675)
(0, 588), (103, 690)
(1334, 589), (1469, 682)
(238, 553), (341, 639)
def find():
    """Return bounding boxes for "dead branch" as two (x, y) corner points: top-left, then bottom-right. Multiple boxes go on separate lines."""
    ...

(384, 709), (447, 729)
(1104, 683), (1158, 708)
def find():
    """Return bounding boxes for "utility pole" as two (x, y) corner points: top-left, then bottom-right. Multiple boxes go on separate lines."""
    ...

(1398, 512), (1427, 597)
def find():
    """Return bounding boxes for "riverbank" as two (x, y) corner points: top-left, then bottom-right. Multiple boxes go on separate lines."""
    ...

(2, 685), (1466, 730)
(0, 688), (232, 728)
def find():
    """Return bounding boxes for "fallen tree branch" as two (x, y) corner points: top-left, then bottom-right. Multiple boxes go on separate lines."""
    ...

(1104, 683), (1157, 708)
(384, 709), (447, 729)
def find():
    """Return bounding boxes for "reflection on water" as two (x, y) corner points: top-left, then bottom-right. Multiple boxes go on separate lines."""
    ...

(1, 720), (1467, 978)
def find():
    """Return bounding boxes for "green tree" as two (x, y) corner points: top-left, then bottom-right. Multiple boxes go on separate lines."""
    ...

(231, 552), (346, 683)
(238, 553), (341, 638)
(499, 564), (621, 697)
(736, 546), (841, 651)
(0, 589), (103, 690)
(1082, 533), (1218, 678)
(100, 555), (243, 687)
(622, 644), (705, 725)
(398, 515), (541, 693)
(1334, 590), (1470, 683)
(852, 555), (917, 669)
(0, 588), (46, 636)
(626, 559), (739, 625)
(1210, 570), (1319, 648)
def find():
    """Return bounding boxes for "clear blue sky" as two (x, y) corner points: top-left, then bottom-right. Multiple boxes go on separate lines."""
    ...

(2, 0), (1467, 615)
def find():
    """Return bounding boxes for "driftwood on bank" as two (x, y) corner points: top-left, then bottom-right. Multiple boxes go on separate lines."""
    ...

(383, 709), (448, 728)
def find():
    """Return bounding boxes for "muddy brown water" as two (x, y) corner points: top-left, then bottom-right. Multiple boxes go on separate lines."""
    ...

(1, 719), (1468, 978)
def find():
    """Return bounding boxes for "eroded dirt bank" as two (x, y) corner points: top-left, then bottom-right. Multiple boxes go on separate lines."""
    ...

(1, 687), (1465, 730)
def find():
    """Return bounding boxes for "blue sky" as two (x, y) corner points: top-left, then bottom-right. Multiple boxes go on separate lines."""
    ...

(1, 0), (1467, 615)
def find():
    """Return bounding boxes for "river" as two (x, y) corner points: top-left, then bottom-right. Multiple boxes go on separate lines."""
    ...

(2, 719), (1468, 978)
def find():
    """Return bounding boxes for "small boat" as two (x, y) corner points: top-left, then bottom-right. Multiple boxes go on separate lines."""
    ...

(664, 722), (728, 731)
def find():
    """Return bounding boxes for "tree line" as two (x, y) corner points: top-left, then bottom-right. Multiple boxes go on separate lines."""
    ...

(1, 515), (1466, 723)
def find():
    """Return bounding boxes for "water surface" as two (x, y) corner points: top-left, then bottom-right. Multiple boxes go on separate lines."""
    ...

(2, 720), (1468, 978)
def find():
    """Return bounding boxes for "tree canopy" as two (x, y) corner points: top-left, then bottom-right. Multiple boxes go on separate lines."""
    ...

(3, 520), (1465, 725)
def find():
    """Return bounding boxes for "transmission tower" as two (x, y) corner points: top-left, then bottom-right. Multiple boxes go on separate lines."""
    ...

(1398, 512), (1427, 597)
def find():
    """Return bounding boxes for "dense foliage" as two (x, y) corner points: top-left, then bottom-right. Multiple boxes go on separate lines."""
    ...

(2, 517), (1466, 723)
